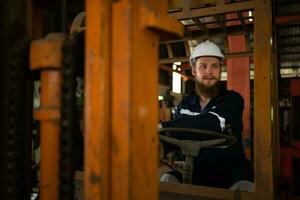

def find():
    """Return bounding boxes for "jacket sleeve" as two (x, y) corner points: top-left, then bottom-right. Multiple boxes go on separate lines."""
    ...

(162, 112), (222, 132)
(208, 92), (244, 139)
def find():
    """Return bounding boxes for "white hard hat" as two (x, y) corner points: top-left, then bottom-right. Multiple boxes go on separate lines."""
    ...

(189, 40), (224, 66)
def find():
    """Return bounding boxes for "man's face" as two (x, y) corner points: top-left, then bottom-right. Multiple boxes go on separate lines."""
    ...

(192, 56), (221, 86)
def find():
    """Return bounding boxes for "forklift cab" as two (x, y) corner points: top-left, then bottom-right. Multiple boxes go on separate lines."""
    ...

(0, 0), (279, 200)
(36, 1), (276, 199)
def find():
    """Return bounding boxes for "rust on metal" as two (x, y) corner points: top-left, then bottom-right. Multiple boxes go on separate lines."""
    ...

(169, 0), (254, 20)
(84, 0), (111, 200)
(89, 171), (102, 184)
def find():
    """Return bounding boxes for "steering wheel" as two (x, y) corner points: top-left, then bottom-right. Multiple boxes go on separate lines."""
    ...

(158, 127), (237, 184)
(158, 127), (237, 147)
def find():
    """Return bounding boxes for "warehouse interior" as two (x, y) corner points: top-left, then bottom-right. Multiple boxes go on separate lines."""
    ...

(0, 0), (300, 199)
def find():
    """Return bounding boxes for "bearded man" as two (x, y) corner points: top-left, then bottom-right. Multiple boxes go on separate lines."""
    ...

(160, 40), (253, 190)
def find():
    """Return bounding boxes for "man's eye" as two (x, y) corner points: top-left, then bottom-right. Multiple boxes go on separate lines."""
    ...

(212, 64), (220, 68)
(199, 64), (207, 69)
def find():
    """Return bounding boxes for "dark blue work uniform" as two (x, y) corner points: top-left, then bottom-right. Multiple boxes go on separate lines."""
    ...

(161, 86), (253, 188)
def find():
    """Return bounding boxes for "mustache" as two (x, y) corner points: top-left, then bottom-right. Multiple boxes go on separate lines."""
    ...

(203, 76), (217, 79)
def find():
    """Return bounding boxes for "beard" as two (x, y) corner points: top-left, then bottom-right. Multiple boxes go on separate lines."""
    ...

(195, 78), (221, 99)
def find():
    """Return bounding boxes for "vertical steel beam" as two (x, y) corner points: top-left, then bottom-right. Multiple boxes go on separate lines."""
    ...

(110, 2), (130, 199)
(84, 0), (111, 200)
(111, 1), (159, 199)
(227, 35), (251, 159)
(38, 71), (61, 200)
(84, 0), (181, 199)
(111, 1), (182, 200)
(30, 33), (65, 200)
(254, 0), (278, 198)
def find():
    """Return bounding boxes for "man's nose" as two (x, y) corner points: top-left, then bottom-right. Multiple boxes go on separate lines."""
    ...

(205, 65), (213, 73)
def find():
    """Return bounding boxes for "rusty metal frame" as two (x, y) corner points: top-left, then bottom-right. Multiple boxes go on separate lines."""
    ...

(169, 0), (254, 20)
(83, 0), (277, 199)
(159, 51), (253, 64)
(253, 0), (278, 198)
(160, 183), (255, 200)
(160, 0), (278, 199)
(160, 0), (255, 66)
(84, 0), (183, 200)
(30, 33), (65, 200)
(276, 14), (300, 25)
(84, 0), (111, 199)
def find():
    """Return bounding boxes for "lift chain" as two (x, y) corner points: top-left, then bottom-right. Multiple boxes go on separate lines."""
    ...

(2, 40), (32, 200)
(59, 31), (84, 200)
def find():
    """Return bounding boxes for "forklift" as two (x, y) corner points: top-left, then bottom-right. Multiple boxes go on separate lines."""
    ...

(1, 0), (299, 199)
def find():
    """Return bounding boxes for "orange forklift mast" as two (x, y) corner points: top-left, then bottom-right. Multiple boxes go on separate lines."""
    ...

(84, 1), (183, 200)
(30, 33), (65, 200)
(0, 0), (282, 200)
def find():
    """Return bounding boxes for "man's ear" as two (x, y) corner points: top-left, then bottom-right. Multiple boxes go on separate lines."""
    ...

(191, 67), (196, 76)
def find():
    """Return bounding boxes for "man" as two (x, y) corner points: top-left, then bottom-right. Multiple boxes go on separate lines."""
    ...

(160, 40), (253, 190)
